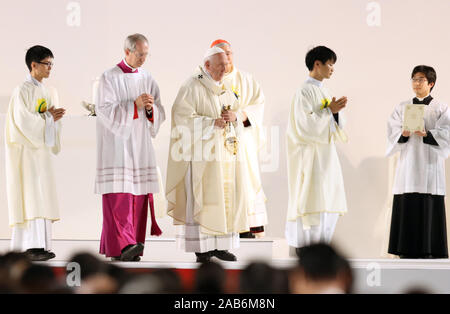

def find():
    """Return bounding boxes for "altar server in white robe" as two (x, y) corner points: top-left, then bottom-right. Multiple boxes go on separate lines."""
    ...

(285, 46), (348, 256)
(96, 34), (165, 261)
(210, 39), (268, 239)
(167, 47), (251, 262)
(387, 65), (450, 259)
(5, 45), (66, 261)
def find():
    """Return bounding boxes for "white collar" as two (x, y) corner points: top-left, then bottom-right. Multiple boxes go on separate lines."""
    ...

(27, 73), (42, 87)
(306, 76), (324, 88)
(416, 94), (430, 101)
(123, 58), (138, 72)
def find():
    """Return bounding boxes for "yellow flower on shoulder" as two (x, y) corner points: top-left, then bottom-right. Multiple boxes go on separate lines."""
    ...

(36, 98), (48, 113)
(320, 98), (331, 110)
(231, 85), (240, 100)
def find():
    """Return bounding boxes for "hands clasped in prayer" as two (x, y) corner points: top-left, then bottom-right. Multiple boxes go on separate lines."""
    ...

(48, 107), (66, 121)
(215, 109), (237, 129)
(329, 96), (347, 114)
(136, 93), (154, 111)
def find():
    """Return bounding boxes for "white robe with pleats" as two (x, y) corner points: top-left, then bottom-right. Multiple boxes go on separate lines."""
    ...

(285, 77), (348, 248)
(5, 75), (61, 251)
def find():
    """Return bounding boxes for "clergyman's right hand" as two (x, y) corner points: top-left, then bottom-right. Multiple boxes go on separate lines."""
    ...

(214, 118), (226, 129)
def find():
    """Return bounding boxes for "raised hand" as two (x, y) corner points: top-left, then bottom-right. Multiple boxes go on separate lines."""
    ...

(136, 93), (154, 109)
(328, 96), (347, 114)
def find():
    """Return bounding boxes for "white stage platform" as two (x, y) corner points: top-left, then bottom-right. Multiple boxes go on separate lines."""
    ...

(2, 238), (450, 293)
(0, 237), (287, 263)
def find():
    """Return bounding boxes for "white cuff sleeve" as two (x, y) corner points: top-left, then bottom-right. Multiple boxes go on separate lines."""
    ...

(44, 111), (56, 147)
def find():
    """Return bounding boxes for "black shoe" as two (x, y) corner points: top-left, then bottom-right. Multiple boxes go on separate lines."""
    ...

(212, 250), (237, 261)
(120, 243), (144, 261)
(240, 232), (255, 239)
(111, 254), (141, 262)
(25, 248), (43, 257)
(26, 249), (55, 261)
(195, 251), (212, 263)
(45, 251), (56, 260)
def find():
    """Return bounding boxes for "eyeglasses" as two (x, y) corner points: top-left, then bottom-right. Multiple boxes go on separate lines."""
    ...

(132, 51), (149, 58)
(38, 61), (54, 67)
(411, 78), (427, 84)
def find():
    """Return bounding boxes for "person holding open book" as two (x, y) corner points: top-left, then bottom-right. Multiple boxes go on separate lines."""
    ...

(386, 65), (450, 258)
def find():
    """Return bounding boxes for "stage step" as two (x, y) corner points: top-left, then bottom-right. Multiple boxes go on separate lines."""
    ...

(0, 237), (288, 263)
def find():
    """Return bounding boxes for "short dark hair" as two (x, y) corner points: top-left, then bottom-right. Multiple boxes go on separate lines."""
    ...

(68, 252), (107, 280)
(194, 261), (225, 294)
(305, 46), (337, 71)
(412, 65), (436, 91)
(25, 45), (54, 72)
(240, 262), (290, 293)
(297, 243), (349, 282)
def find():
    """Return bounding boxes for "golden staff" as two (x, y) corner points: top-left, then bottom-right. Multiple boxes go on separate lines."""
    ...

(221, 104), (238, 155)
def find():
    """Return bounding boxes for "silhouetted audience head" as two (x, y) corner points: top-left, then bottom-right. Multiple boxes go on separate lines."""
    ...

(119, 269), (182, 294)
(0, 252), (32, 293)
(67, 252), (120, 294)
(68, 252), (108, 280)
(152, 268), (183, 293)
(105, 263), (129, 290)
(291, 243), (353, 294)
(194, 261), (226, 294)
(20, 264), (58, 293)
(240, 262), (290, 293)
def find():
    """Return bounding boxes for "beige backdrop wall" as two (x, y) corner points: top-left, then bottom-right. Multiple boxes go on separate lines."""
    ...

(0, 0), (449, 258)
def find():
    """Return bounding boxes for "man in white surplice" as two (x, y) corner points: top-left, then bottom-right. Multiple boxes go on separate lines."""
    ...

(285, 46), (348, 256)
(5, 45), (66, 261)
(96, 34), (165, 261)
(167, 47), (251, 262)
(386, 65), (450, 258)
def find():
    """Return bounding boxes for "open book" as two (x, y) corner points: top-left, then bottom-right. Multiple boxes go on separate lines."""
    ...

(402, 104), (425, 132)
